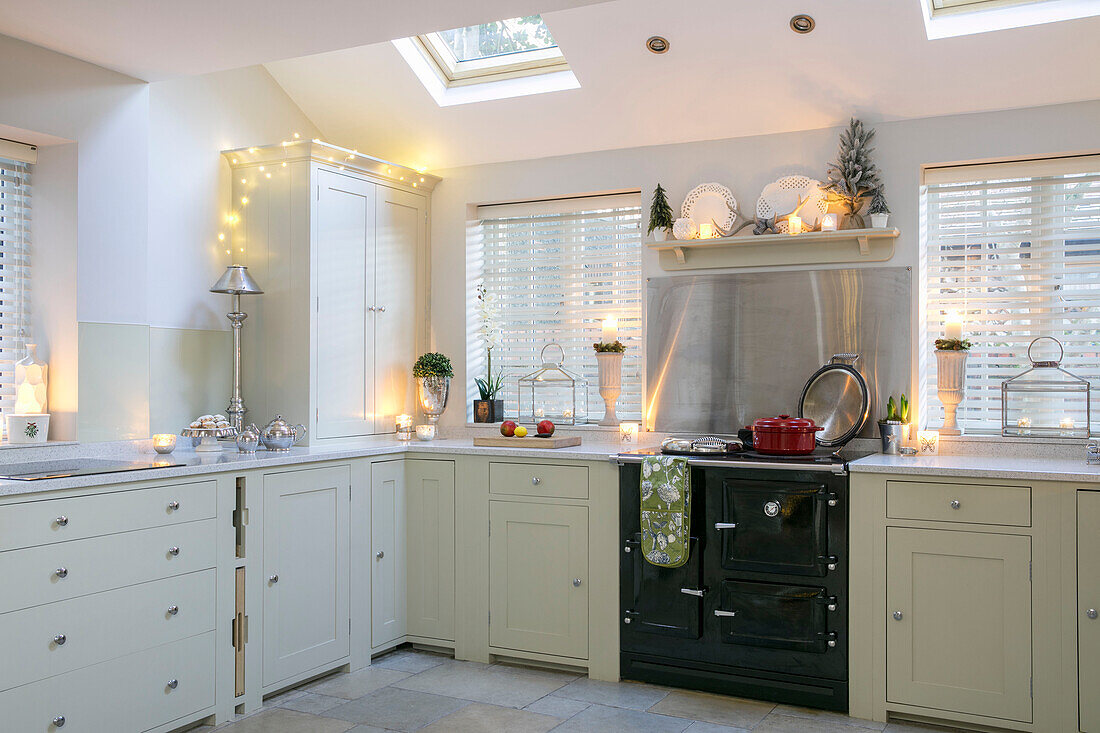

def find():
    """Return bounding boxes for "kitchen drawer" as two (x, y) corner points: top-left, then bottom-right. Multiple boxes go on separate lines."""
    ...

(0, 630), (215, 733)
(0, 479), (217, 552)
(887, 480), (1031, 527)
(489, 462), (589, 499)
(0, 519), (217, 614)
(0, 569), (215, 691)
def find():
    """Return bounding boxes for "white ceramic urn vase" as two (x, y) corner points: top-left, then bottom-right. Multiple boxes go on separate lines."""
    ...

(935, 349), (969, 435)
(596, 352), (624, 427)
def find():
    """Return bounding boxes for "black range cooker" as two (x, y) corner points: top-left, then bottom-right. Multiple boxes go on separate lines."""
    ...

(617, 446), (849, 711)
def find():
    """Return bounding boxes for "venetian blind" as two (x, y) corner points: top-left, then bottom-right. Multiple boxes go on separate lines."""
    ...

(474, 193), (643, 423)
(922, 155), (1100, 434)
(0, 153), (32, 415)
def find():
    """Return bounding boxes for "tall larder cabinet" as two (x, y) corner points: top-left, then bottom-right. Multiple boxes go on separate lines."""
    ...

(223, 142), (439, 443)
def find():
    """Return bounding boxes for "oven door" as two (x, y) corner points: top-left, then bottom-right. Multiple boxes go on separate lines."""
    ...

(622, 533), (703, 641)
(713, 478), (837, 576)
(714, 580), (838, 653)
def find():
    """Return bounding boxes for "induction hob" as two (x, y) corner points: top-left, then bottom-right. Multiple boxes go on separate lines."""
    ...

(0, 458), (186, 481)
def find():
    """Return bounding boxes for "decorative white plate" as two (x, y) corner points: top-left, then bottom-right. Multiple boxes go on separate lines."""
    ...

(681, 183), (737, 234)
(756, 176), (828, 233)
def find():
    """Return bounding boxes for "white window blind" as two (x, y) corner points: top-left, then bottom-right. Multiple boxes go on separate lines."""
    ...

(922, 155), (1100, 434)
(0, 154), (31, 416)
(472, 193), (643, 423)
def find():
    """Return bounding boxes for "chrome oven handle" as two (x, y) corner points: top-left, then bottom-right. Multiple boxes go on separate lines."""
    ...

(713, 522), (738, 531)
(713, 609), (737, 617)
(679, 588), (706, 597)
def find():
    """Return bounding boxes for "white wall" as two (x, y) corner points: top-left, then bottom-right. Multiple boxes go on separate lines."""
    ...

(429, 99), (1100, 429)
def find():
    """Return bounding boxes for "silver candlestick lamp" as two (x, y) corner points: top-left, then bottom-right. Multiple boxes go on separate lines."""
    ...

(210, 265), (263, 432)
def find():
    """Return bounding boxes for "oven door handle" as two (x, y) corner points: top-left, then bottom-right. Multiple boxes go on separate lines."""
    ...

(680, 587), (707, 597)
(713, 609), (737, 618)
(713, 522), (738, 531)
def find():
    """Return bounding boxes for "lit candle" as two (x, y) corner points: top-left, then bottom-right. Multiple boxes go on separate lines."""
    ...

(620, 422), (640, 444)
(945, 311), (963, 341)
(601, 316), (618, 344)
(534, 407), (545, 419)
(698, 222), (714, 239)
(821, 213), (839, 232)
(562, 408), (574, 419)
(395, 414), (413, 440)
(1060, 416), (1076, 430)
(916, 430), (939, 455)
(788, 215), (802, 234)
(415, 424), (436, 441)
(152, 434), (177, 455)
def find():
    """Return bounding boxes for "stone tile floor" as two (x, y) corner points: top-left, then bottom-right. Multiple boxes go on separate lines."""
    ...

(191, 647), (962, 733)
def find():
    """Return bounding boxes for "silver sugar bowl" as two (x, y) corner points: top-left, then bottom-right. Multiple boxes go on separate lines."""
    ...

(260, 415), (307, 452)
(236, 423), (261, 453)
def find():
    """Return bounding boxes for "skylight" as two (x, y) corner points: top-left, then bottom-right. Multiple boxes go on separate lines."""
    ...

(393, 15), (578, 107)
(919, 0), (1100, 38)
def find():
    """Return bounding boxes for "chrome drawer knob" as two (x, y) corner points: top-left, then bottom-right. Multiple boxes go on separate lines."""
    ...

(376, 550), (385, 559)
(1088, 609), (1098, 620)
(167, 501), (180, 511)
(55, 567), (68, 579)
(624, 545), (631, 553)
(827, 639), (837, 648)
(167, 679), (178, 690)
(55, 516), (68, 527)
(167, 605), (179, 616)
(827, 499), (837, 507)
(532, 477), (541, 485)
(378, 305), (387, 313)
(52, 715), (65, 727)
(827, 603), (837, 612)
(573, 578), (583, 587)
(950, 500), (961, 509)
(893, 610), (904, 620)
(268, 574), (279, 583)
(53, 634), (67, 646)
(623, 617), (631, 624)
(168, 546), (180, 556)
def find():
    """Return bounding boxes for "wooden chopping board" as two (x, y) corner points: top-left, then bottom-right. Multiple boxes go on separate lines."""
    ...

(473, 435), (582, 449)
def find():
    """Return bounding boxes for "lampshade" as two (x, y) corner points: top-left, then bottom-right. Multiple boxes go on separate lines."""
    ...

(210, 265), (264, 295)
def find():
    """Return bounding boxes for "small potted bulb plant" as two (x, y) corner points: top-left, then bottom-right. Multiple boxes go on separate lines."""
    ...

(878, 394), (910, 455)
(868, 189), (890, 228)
(648, 183), (674, 243)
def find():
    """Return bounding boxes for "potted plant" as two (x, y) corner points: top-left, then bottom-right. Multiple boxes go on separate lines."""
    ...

(648, 183), (674, 242)
(414, 352), (453, 424)
(868, 189), (890, 228)
(935, 337), (971, 435)
(473, 285), (505, 422)
(822, 118), (882, 229)
(878, 394), (910, 455)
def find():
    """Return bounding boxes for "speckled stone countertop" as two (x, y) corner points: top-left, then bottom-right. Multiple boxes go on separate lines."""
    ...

(0, 437), (635, 498)
(849, 453), (1100, 483)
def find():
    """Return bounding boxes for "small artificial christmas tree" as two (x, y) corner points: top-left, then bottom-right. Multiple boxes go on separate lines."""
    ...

(822, 118), (882, 229)
(647, 183), (675, 239)
(868, 188), (890, 215)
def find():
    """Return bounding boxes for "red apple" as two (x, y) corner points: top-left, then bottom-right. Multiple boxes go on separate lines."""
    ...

(536, 419), (555, 437)
(500, 420), (517, 437)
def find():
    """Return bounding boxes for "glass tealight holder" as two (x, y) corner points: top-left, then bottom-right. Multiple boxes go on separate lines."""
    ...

(396, 414), (414, 441)
(152, 434), (177, 454)
(415, 424), (436, 441)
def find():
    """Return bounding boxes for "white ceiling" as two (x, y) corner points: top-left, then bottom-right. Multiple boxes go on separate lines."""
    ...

(0, 0), (607, 81)
(264, 0), (1100, 170)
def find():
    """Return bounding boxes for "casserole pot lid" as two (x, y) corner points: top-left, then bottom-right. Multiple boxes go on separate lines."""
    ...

(798, 355), (870, 447)
(753, 414), (820, 430)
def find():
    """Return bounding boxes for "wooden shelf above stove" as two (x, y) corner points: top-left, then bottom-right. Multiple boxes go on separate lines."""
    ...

(647, 228), (900, 271)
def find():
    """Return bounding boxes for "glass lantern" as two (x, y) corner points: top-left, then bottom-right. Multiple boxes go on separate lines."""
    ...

(517, 343), (588, 425)
(1001, 337), (1091, 438)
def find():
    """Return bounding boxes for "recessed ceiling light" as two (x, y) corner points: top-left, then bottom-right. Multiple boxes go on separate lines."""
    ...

(790, 14), (815, 34)
(646, 36), (669, 54)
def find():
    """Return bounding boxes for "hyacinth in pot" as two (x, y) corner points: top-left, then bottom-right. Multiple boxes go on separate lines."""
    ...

(878, 394), (910, 455)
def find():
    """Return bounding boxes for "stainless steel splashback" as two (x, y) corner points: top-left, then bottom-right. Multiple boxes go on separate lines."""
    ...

(647, 268), (911, 435)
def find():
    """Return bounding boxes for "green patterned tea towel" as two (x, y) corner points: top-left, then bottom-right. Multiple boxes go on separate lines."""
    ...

(640, 455), (690, 568)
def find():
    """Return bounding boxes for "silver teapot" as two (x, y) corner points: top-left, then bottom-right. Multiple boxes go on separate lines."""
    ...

(236, 423), (261, 453)
(260, 415), (306, 452)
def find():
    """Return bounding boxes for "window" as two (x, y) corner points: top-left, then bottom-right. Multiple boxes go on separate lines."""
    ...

(469, 193), (643, 424)
(921, 155), (1100, 434)
(0, 142), (34, 416)
(392, 15), (578, 107)
(918, 0), (1100, 38)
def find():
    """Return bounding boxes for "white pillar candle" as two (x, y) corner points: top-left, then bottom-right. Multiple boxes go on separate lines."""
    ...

(601, 316), (618, 344)
(788, 215), (802, 235)
(945, 311), (963, 341)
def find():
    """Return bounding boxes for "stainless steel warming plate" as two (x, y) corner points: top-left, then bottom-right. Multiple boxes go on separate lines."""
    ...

(617, 448), (848, 474)
(0, 458), (186, 481)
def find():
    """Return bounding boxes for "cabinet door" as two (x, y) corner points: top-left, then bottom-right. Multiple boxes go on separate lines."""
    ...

(489, 501), (588, 659)
(406, 459), (455, 641)
(886, 527), (1032, 722)
(1079, 491), (1100, 732)
(373, 186), (424, 433)
(314, 169), (377, 439)
(263, 466), (350, 686)
(372, 460), (407, 648)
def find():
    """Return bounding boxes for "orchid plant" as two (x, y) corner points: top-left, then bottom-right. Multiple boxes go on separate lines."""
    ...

(475, 284), (505, 400)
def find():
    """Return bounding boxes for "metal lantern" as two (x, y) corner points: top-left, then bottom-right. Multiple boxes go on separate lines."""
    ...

(517, 343), (588, 425)
(1001, 337), (1091, 438)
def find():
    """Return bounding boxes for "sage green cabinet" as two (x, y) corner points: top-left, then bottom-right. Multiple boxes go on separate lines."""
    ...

(406, 459), (455, 642)
(262, 466), (351, 688)
(371, 460), (407, 650)
(1079, 490), (1100, 733)
(886, 527), (1032, 723)
(488, 500), (588, 659)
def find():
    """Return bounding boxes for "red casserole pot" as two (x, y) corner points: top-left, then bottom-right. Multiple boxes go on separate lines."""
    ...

(751, 414), (824, 455)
